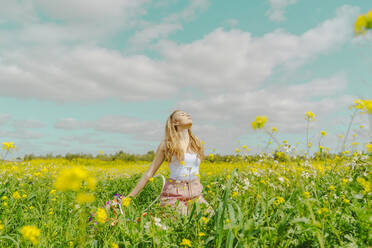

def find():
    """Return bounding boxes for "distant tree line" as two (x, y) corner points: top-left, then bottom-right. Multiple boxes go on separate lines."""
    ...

(19, 149), (358, 163)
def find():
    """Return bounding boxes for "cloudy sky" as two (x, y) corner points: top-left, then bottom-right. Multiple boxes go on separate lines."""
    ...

(0, 0), (371, 158)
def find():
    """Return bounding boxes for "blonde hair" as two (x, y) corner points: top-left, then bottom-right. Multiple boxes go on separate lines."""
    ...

(164, 110), (204, 163)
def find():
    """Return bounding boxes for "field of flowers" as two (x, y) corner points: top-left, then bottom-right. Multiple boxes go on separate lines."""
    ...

(0, 100), (371, 247)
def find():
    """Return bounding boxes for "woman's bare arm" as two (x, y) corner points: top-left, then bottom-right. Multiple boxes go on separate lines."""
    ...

(128, 140), (166, 198)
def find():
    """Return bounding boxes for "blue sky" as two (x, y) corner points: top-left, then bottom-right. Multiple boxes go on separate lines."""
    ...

(0, 0), (371, 158)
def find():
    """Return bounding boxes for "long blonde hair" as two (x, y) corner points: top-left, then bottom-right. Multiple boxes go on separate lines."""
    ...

(164, 110), (205, 163)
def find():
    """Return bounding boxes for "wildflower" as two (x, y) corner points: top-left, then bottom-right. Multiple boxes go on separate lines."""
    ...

(198, 232), (206, 237)
(320, 131), (327, 136)
(251, 116), (267, 130)
(242, 145), (250, 151)
(226, 175), (231, 180)
(328, 185), (336, 191)
(49, 189), (56, 195)
(111, 243), (119, 248)
(53, 167), (89, 192)
(22, 194), (27, 199)
(274, 196), (285, 206)
(352, 142), (358, 146)
(96, 208), (107, 224)
(226, 218), (230, 223)
(305, 112), (315, 121)
(201, 217), (209, 224)
(235, 148), (240, 153)
(2, 142), (15, 151)
(317, 207), (329, 215)
(180, 160), (185, 165)
(338, 134), (343, 139)
(271, 127), (278, 132)
(20, 225), (40, 245)
(209, 154), (214, 159)
(1, 196), (8, 201)
(201, 140), (205, 145)
(304, 192), (311, 198)
(282, 140), (287, 144)
(307, 142), (312, 148)
(2, 202), (7, 207)
(121, 197), (132, 207)
(149, 177), (154, 182)
(180, 238), (192, 247)
(75, 192), (95, 204)
(0, 223), (3, 231)
(366, 144), (372, 153)
(86, 177), (97, 191)
(355, 14), (368, 35)
(232, 191), (238, 197)
(356, 177), (371, 193)
(12, 191), (21, 200)
(341, 178), (348, 184)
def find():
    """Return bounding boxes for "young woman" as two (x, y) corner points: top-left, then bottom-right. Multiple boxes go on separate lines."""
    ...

(126, 110), (214, 217)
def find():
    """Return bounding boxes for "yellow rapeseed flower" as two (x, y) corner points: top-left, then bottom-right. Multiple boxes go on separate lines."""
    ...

(12, 191), (21, 200)
(198, 232), (206, 237)
(307, 142), (312, 148)
(274, 196), (285, 206)
(180, 238), (192, 247)
(2, 142), (15, 151)
(320, 131), (327, 136)
(232, 191), (238, 197)
(121, 197), (132, 207)
(149, 177), (154, 182)
(355, 14), (368, 35)
(271, 126), (278, 132)
(304, 192), (311, 198)
(251, 116), (267, 130)
(328, 185), (336, 191)
(1, 196), (8, 200)
(96, 208), (107, 224)
(75, 192), (95, 204)
(0, 223), (4, 231)
(365, 144), (372, 152)
(53, 167), (89, 192)
(305, 112), (315, 121)
(111, 243), (119, 248)
(180, 160), (185, 165)
(20, 225), (40, 245)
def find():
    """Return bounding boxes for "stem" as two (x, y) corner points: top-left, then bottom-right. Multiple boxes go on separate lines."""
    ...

(341, 109), (357, 152)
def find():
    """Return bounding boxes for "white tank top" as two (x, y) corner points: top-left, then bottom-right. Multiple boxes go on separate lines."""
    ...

(169, 152), (200, 181)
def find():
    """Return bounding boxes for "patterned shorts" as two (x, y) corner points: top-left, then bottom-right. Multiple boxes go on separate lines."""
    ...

(159, 178), (214, 216)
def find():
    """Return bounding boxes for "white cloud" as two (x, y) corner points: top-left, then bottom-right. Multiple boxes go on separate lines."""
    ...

(54, 116), (164, 141)
(0, 128), (44, 139)
(12, 119), (45, 128)
(0, 5), (359, 103)
(128, 0), (209, 51)
(266, 0), (297, 22)
(0, 114), (11, 125)
(60, 133), (106, 145)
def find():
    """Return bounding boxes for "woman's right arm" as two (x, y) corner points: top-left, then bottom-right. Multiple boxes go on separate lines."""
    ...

(127, 140), (166, 198)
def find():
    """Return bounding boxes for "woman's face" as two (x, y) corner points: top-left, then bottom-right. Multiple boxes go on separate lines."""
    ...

(173, 111), (192, 128)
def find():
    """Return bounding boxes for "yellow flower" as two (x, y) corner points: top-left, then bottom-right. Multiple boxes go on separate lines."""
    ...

(235, 148), (240, 153)
(111, 243), (119, 248)
(201, 217), (209, 224)
(251, 116), (267, 130)
(355, 14), (368, 35)
(22, 194), (27, 199)
(2, 202), (7, 207)
(96, 208), (107, 224)
(20, 225), (40, 245)
(307, 142), (312, 148)
(271, 127), (278, 132)
(49, 189), (56, 195)
(29, 206), (34, 210)
(226, 218), (230, 223)
(121, 197), (132, 208)
(232, 191), (238, 197)
(149, 177), (154, 182)
(304, 192), (311, 198)
(2, 142), (15, 151)
(274, 196), (285, 206)
(361, 100), (372, 114)
(343, 198), (350, 204)
(305, 112), (315, 121)
(0, 224), (4, 231)
(341, 178), (348, 184)
(75, 192), (95, 204)
(226, 175), (231, 180)
(86, 177), (97, 191)
(198, 232), (206, 237)
(1, 196), (8, 201)
(320, 131), (327, 136)
(53, 167), (89, 192)
(180, 160), (185, 165)
(365, 144), (372, 153)
(352, 142), (358, 146)
(208, 153), (214, 159)
(338, 134), (343, 139)
(180, 238), (192, 247)
(328, 185), (336, 191)
(12, 191), (21, 200)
